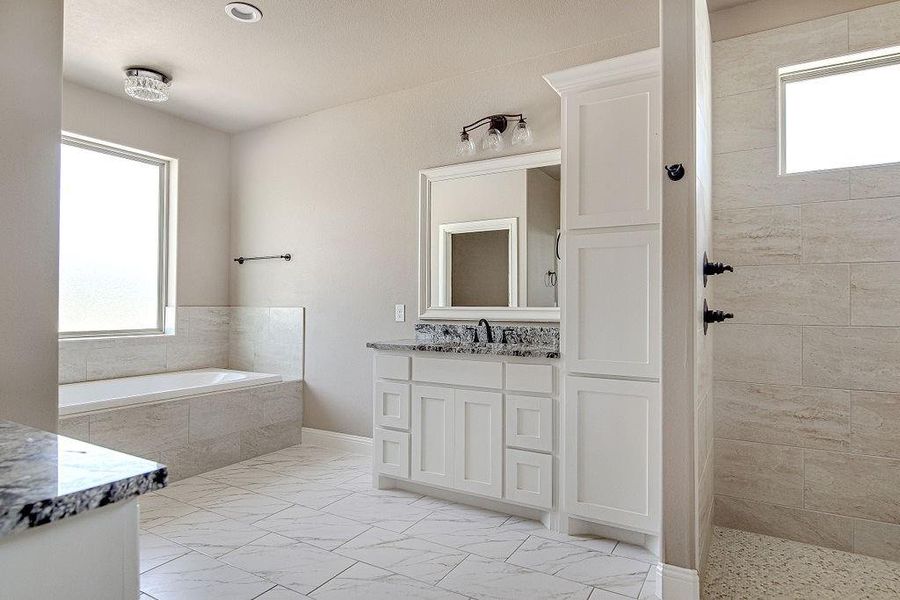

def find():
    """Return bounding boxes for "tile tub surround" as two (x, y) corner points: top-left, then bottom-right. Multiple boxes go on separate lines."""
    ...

(711, 1), (900, 559)
(0, 420), (166, 538)
(60, 305), (304, 384)
(59, 380), (303, 481)
(136, 443), (660, 600)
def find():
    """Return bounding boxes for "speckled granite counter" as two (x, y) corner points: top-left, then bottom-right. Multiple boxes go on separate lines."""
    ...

(366, 339), (559, 359)
(0, 420), (166, 538)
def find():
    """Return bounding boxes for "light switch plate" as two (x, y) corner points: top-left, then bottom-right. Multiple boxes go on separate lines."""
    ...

(394, 304), (405, 322)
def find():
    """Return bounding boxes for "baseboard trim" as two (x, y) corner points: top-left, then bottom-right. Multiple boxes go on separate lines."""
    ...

(301, 427), (373, 455)
(658, 562), (700, 600)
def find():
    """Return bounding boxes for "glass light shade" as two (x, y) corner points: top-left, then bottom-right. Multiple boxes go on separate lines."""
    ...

(456, 132), (476, 156)
(124, 70), (170, 103)
(511, 120), (534, 146)
(482, 128), (505, 152)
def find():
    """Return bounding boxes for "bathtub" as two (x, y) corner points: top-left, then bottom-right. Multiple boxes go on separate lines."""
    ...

(59, 368), (283, 416)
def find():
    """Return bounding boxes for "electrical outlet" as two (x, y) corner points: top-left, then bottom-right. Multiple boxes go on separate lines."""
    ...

(394, 304), (405, 322)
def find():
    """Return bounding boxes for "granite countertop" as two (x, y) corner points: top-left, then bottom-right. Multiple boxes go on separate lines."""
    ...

(366, 339), (560, 359)
(0, 420), (167, 539)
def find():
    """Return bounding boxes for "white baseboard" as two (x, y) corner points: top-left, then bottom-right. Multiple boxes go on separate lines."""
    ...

(658, 563), (700, 600)
(301, 427), (372, 455)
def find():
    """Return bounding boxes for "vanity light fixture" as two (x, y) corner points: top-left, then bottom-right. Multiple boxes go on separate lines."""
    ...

(456, 114), (533, 156)
(123, 68), (171, 103)
(225, 2), (263, 23)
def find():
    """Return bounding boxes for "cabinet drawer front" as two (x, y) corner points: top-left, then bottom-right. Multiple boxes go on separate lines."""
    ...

(505, 449), (552, 509)
(375, 428), (410, 479)
(505, 395), (553, 453)
(374, 382), (410, 430)
(505, 363), (554, 394)
(413, 357), (502, 389)
(375, 354), (411, 380)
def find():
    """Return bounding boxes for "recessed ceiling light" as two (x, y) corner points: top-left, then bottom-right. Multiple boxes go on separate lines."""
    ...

(225, 2), (262, 23)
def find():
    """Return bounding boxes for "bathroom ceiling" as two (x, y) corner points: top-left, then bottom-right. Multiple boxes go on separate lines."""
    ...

(706, 0), (758, 10)
(63, 0), (657, 132)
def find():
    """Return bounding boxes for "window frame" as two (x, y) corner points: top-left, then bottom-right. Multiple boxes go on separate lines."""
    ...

(778, 45), (900, 175)
(59, 134), (171, 339)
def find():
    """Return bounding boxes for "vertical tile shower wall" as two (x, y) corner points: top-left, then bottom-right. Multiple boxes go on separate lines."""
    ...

(711, 2), (900, 562)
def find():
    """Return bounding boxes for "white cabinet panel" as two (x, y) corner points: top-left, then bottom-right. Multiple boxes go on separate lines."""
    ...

(374, 382), (410, 430)
(452, 389), (503, 498)
(505, 363), (554, 394)
(565, 376), (660, 533)
(411, 385), (454, 487)
(564, 77), (661, 229)
(413, 356), (503, 388)
(375, 354), (410, 380)
(505, 449), (553, 509)
(565, 229), (660, 378)
(505, 395), (553, 453)
(374, 428), (410, 479)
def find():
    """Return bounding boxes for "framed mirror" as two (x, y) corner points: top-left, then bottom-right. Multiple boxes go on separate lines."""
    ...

(418, 149), (561, 321)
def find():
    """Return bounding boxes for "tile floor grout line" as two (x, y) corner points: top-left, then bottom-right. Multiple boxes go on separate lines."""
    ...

(303, 559), (360, 596)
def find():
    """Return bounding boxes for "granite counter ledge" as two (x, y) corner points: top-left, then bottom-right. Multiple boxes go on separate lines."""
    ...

(0, 419), (166, 538)
(366, 339), (560, 359)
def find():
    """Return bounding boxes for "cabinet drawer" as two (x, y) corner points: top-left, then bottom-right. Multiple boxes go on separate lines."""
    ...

(505, 449), (552, 509)
(505, 363), (554, 394)
(375, 354), (410, 380)
(505, 395), (553, 453)
(412, 357), (502, 389)
(374, 428), (409, 479)
(374, 382), (410, 430)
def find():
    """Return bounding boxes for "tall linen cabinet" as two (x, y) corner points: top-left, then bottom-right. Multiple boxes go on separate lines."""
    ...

(545, 48), (662, 543)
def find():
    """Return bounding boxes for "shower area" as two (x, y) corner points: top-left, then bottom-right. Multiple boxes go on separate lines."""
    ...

(701, 2), (900, 596)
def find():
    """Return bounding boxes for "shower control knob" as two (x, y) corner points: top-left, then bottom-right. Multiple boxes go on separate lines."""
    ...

(703, 252), (733, 286)
(703, 299), (733, 334)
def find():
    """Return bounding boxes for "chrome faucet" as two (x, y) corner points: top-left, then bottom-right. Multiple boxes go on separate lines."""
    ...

(477, 318), (493, 343)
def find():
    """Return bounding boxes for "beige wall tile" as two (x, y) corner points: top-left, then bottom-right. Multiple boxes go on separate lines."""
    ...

(851, 263), (900, 326)
(714, 324), (802, 384)
(851, 391), (900, 459)
(58, 415), (90, 443)
(849, 2), (900, 50)
(715, 381), (850, 451)
(715, 439), (804, 507)
(850, 164), (900, 199)
(89, 400), (189, 457)
(713, 206), (801, 266)
(802, 197), (900, 263)
(713, 495), (854, 552)
(805, 450), (900, 523)
(166, 340), (229, 372)
(715, 264), (849, 325)
(712, 89), (776, 154)
(85, 339), (167, 381)
(240, 419), (303, 460)
(58, 343), (87, 384)
(159, 435), (242, 481)
(254, 381), (304, 426)
(188, 389), (260, 443)
(712, 15), (848, 97)
(713, 147), (849, 211)
(188, 306), (231, 345)
(698, 392), (714, 471)
(854, 519), (900, 562)
(804, 326), (900, 392)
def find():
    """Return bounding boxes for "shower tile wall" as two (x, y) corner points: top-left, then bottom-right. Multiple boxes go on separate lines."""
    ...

(711, 1), (900, 563)
(59, 306), (304, 383)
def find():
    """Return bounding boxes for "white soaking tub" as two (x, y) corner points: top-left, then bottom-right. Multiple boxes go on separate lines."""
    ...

(59, 368), (282, 416)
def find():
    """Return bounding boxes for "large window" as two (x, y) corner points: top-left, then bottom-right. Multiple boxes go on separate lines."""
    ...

(59, 136), (170, 336)
(780, 46), (900, 174)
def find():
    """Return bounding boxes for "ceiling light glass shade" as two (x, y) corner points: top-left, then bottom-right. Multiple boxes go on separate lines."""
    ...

(456, 132), (476, 156)
(482, 128), (505, 152)
(123, 68), (171, 103)
(511, 120), (534, 146)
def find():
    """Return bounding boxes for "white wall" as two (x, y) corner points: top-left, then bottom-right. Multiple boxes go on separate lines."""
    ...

(62, 82), (231, 307)
(230, 29), (658, 437)
(0, 0), (63, 431)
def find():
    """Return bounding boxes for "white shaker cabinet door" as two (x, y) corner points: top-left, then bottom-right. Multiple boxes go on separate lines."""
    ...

(452, 389), (503, 498)
(410, 385), (454, 487)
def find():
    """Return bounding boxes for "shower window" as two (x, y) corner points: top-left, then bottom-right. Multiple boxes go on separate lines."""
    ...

(779, 46), (900, 174)
(59, 135), (170, 337)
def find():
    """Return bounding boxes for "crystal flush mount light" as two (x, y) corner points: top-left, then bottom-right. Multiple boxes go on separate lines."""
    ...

(123, 68), (171, 103)
(456, 114), (533, 156)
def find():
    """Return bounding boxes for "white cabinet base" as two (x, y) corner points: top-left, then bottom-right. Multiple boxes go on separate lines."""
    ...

(505, 449), (552, 509)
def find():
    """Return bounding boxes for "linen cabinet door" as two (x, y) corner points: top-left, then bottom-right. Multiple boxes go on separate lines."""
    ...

(452, 389), (503, 498)
(565, 376), (660, 533)
(565, 229), (660, 378)
(410, 385), (454, 487)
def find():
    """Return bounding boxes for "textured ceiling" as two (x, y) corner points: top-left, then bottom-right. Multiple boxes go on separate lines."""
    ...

(63, 0), (657, 132)
(707, 0), (758, 10)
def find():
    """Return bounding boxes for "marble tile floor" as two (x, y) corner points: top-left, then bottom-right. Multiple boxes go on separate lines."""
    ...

(138, 443), (659, 600)
(702, 527), (900, 600)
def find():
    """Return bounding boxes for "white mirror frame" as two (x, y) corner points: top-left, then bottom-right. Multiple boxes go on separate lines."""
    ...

(438, 217), (519, 307)
(419, 148), (561, 322)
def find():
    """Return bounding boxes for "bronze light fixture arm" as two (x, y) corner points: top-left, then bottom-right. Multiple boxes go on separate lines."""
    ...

(461, 113), (526, 135)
